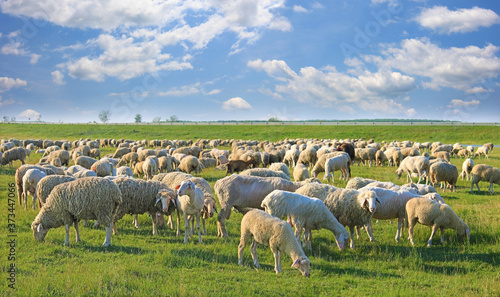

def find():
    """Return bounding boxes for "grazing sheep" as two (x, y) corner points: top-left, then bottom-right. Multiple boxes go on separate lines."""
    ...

(268, 162), (290, 178)
(15, 165), (56, 207)
(36, 175), (77, 209)
(31, 177), (122, 246)
(261, 190), (349, 251)
(311, 151), (350, 178)
(115, 166), (133, 177)
(199, 157), (217, 169)
(112, 147), (131, 159)
(429, 162), (458, 192)
(90, 159), (116, 177)
(157, 156), (173, 173)
(22, 169), (47, 210)
(44, 150), (70, 167)
(432, 151), (451, 163)
(432, 144), (453, 154)
(324, 155), (349, 182)
(176, 180), (205, 243)
(75, 156), (98, 169)
(460, 158), (474, 181)
(297, 147), (317, 169)
(295, 183), (338, 202)
(354, 148), (376, 167)
(112, 177), (180, 236)
(323, 188), (381, 249)
(283, 149), (300, 167)
(400, 147), (420, 158)
(214, 175), (310, 238)
(483, 142), (494, 152)
(178, 155), (203, 175)
(375, 150), (388, 166)
(293, 164), (310, 182)
(456, 149), (470, 158)
(138, 149), (157, 162)
(142, 156), (159, 180)
(240, 168), (291, 180)
(238, 209), (311, 277)
(401, 183), (437, 195)
(474, 146), (489, 159)
(395, 156), (429, 184)
(66, 165), (98, 178)
(1, 147), (27, 167)
(90, 148), (101, 159)
(133, 161), (145, 177)
(118, 152), (139, 168)
(406, 198), (469, 247)
(470, 164), (500, 194)
(225, 158), (258, 175)
(345, 177), (377, 190)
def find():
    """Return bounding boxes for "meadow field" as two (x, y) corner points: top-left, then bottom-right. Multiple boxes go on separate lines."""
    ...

(1, 123), (499, 296)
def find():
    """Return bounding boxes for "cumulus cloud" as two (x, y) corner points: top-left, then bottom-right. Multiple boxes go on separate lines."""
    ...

(415, 6), (500, 34)
(51, 70), (65, 85)
(363, 38), (500, 91)
(18, 109), (41, 120)
(222, 97), (253, 110)
(0, 77), (27, 92)
(1, 37), (41, 64)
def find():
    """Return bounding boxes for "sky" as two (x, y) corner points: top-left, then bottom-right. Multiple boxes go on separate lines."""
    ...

(0, 0), (499, 123)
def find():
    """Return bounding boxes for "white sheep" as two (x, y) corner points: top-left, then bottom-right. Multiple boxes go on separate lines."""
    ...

(142, 156), (159, 180)
(293, 163), (310, 182)
(115, 166), (134, 177)
(296, 147), (317, 169)
(261, 190), (349, 251)
(283, 148), (300, 167)
(460, 158), (474, 181)
(311, 151), (350, 178)
(429, 162), (458, 192)
(31, 177), (122, 247)
(324, 155), (349, 183)
(36, 175), (77, 209)
(395, 156), (429, 184)
(177, 180), (205, 243)
(240, 168), (290, 180)
(15, 164), (56, 207)
(474, 146), (489, 159)
(401, 183), (437, 195)
(238, 209), (311, 277)
(345, 177), (377, 190)
(22, 169), (47, 210)
(90, 159), (116, 177)
(406, 198), (470, 247)
(354, 148), (376, 167)
(470, 164), (500, 194)
(178, 155), (203, 175)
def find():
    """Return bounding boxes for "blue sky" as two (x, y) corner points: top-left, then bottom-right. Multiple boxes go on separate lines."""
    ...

(0, 0), (499, 123)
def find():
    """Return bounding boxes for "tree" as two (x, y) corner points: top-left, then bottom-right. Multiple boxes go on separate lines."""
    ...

(135, 114), (142, 123)
(268, 116), (280, 122)
(10, 116), (15, 122)
(3, 116), (8, 122)
(152, 116), (161, 123)
(169, 115), (178, 123)
(36, 114), (42, 122)
(99, 110), (111, 123)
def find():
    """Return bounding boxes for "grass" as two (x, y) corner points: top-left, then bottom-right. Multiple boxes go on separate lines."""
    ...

(1, 123), (499, 296)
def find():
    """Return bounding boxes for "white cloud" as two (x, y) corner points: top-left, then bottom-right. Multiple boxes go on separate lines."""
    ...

(30, 54), (41, 64)
(415, 6), (500, 34)
(51, 70), (66, 85)
(1, 41), (28, 56)
(222, 97), (253, 110)
(206, 89), (221, 95)
(465, 87), (492, 94)
(0, 77), (27, 92)
(18, 109), (41, 120)
(158, 83), (201, 97)
(447, 99), (481, 108)
(363, 38), (500, 91)
(0, 97), (15, 108)
(293, 5), (309, 13)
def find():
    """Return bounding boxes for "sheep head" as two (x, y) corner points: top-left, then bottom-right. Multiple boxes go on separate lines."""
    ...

(177, 180), (195, 196)
(360, 191), (380, 213)
(291, 256), (311, 277)
(156, 188), (177, 214)
(31, 223), (48, 242)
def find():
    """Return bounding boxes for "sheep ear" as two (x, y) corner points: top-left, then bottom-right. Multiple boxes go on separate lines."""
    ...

(291, 259), (301, 268)
(155, 198), (162, 206)
(376, 198), (381, 204)
(36, 224), (43, 233)
(361, 199), (368, 209)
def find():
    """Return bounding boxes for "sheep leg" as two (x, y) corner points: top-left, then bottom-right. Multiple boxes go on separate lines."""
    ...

(196, 214), (202, 243)
(151, 213), (158, 235)
(238, 229), (251, 266)
(133, 214), (140, 229)
(440, 226), (446, 244)
(103, 223), (113, 247)
(112, 222), (118, 236)
(167, 215), (174, 229)
(250, 240), (260, 268)
(74, 221), (81, 243)
(217, 207), (230, 238)
(175, 207), (181, 237)
(490, 182), (495, 194)
(32, 192), (37, 210)
(306, 229), (312, 251)
(349, 226), (356, 249)
(64, 224), (71, 246)
(364, 223), (376, 242)
(183, 214), (190, 243)
(395, 218), (404, 243)
(427, 225), (439, 247)
(355, 226), (361, 239)
(408, 219), (416, 245)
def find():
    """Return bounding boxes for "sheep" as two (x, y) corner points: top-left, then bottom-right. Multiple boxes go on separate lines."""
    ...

(293, 164), (310, 182)
(90, 159), (116, 177)
(176, 180), (205, 243)
(268, 162), (290, 178)
(133, 161), (145, 177)
(429, 162), (458, 192)
(283, 148), (300, 167)
(178, 155), (203, 175)
(238, 209), (311, 277)
(115, 166), (133, 177)
(15, 165), (56, 207)
(1, 147), (27, 167)
(22, 169), (47, 210)
(345, 177), (377, 190)
(360, 187), (444, 242)
(36, 175), (77, 209)
(295, 182), (337, 202)
(432, 144), (453, 154)
(456, 148), (470, 158)
(296, 147), (317, 169)
(261, 190), (349, 251)
(118, 152), (139, 168)
(483, 142), (494, 152)
(474, 146), (489, 159)
(142, 156), (159, 180)
(324, 155), (349, 183)
(44, 150), (70, 167)
(225, 158), (257, 175)
(112, 147), (131, 159)
(375, 150), (388, 166)
(470, 164), (500, 194)
(354, 148), (376, 167)
(112, 177), (180, 236)
(31, 177), (122, 246)
(240, 168), (291, 180)
(400, 147), (420, 158)
(75, 156), (98, 169)
(214, 175), (311, 238)
(157, 156), (173, 173)
(460, 158), (475, 181)
(432, 151), (451, 163)
(66, 165), (98, 178)
(406, 198), (469, 247)
(138, 149), (157, 162)
(401, 183), (437, 195)
(311, 151), (350, 178)
(395, 156), (429, 184)
(199, 157), (217, 169)
(89, 148), (101, 159)
(322, 188), (381, 249)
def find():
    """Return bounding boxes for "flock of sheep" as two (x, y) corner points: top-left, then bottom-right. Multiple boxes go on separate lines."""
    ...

(1, 136), (498, 277)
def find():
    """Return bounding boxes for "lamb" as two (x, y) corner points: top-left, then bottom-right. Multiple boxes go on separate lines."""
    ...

(406, 198), (469, 247)
(293, 164), (310, 182)
(178, 155), (203, 175)
(240, 168), (291, 180)
(36, 175), (77, 209)
(311, 151), (350, 178)
(31, 177), (122, 246)
(90, 159), (116, 177)
(460, 158), (474, 181)
(112, 177), (180, 236)
(261, 190), (349, 251)
(15, 165), (56, 207)
(22, 169), (47, 210)
(142, 156), (159, 180)
(176, 180), (205, 243)
(1, 147), (27, 167)
(75, 156), (98, 169)
(474, 146), (489, 159)
(225, 158), (257, 175)
(470, 164), (500, 194)
(395, 156), (429, 184)
(345, 177), (377, 190)
(354, 148), (376, 167)
(324, 155), (349, 182)
(214, 175), (311, 237)
(115, 166), (133, 177)
(429, 162), (458, 192)
(322, 188), (381, 249)
(238, 209), (311, 277)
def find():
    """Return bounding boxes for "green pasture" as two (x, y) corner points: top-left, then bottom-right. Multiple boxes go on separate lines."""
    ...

(0, 124), (499, 296)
